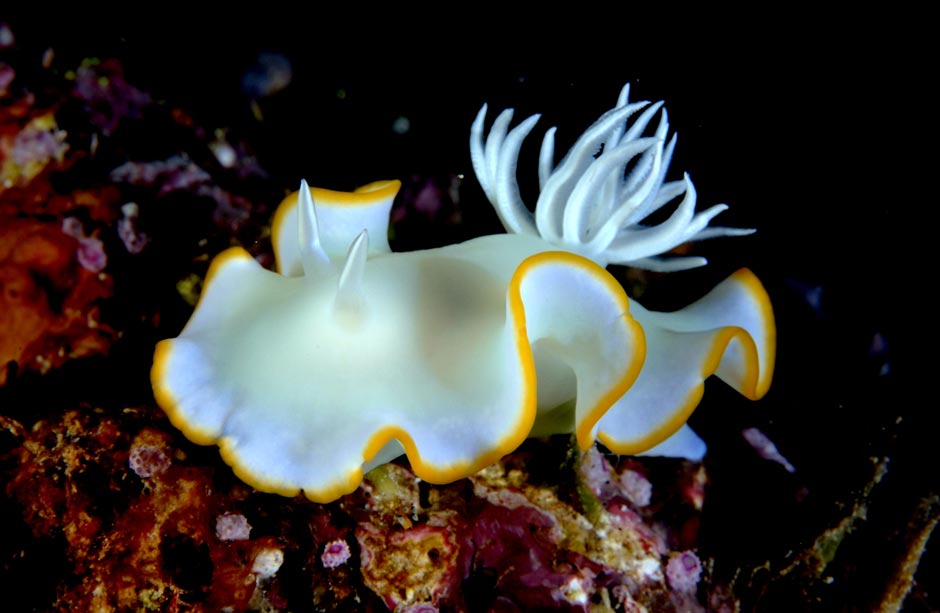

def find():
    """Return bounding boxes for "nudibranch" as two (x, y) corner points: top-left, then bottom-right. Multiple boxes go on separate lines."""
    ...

(152, 85), (774, 503)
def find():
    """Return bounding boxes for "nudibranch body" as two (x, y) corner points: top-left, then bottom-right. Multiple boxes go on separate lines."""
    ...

(152, 85), (774, 503)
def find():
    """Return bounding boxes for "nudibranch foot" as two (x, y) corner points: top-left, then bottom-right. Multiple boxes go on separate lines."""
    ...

(639, 424), (708, 461)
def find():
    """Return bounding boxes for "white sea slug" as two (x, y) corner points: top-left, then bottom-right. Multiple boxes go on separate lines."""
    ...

(152, 85), (774, 503)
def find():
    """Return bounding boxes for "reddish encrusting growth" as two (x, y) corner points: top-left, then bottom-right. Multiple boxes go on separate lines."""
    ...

(3, 407), (367, 611)
(321, 539), (352, 569)
(0, 217), (115, 385)
(0, 87), (121, 385)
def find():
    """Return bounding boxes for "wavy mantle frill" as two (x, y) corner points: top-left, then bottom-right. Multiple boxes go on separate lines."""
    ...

(152, 86), (774, 503)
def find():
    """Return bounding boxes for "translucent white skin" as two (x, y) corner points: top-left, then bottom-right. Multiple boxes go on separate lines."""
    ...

(154, 182), (646, 502)
(152, 86), (775, 502)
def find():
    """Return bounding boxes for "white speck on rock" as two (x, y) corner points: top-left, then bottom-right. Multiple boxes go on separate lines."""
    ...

(559, 576), (589, 605)
(252, 548), (284, 579)
(638, 557), (663, 581)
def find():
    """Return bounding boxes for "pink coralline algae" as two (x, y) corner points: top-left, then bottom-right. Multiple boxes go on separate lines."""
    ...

(117, 202), (149, 254)
(10, 122), (68, 169)
(619, 468), (653, 508)
(606, 502), (667, 556)
(127, 429), (171, 478)
(76, 236), (106, 272)
(1, 112), (69, 187)
(216, 513), (252, 542)
(61, 217), (107, 273)
(579, 446), (652, 507)
(471, 503), (600, 608)
(321, 539), (351, 569)
(71, 58), (151, 135)
(666, 550), (703, 593)
(110, 155), (252, 232)
(110, 155), (211, 194)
